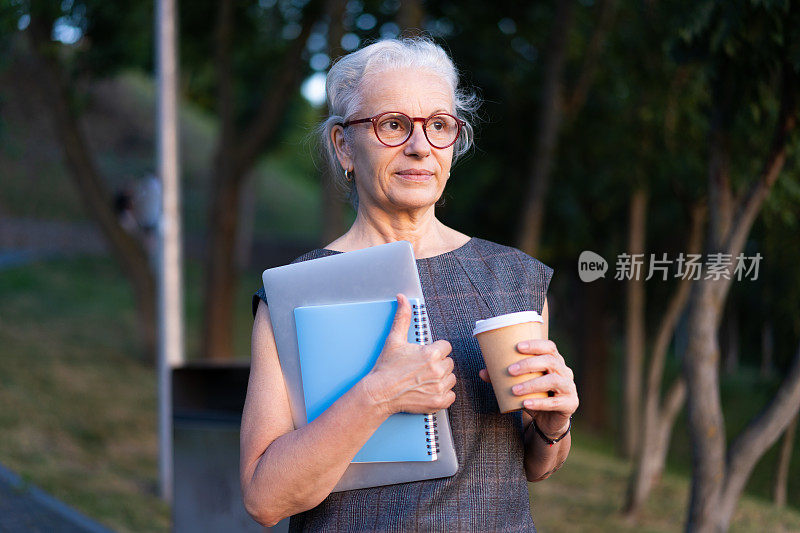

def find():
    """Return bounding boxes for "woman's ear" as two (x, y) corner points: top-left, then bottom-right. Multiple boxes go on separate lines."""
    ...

(331, 125), (353, 172)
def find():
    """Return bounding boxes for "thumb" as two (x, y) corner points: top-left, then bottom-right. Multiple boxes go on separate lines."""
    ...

(386, 293), (412, 346)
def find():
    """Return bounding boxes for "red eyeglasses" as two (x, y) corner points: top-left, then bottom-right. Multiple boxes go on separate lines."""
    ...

(338, 111), (466, 149)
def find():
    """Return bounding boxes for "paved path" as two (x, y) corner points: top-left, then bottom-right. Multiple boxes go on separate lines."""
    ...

(0, 464), (114, 533)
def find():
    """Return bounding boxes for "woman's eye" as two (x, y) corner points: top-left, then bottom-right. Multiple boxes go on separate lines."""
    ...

(431, 121), (445, 130)
(380, 119), (406, 131)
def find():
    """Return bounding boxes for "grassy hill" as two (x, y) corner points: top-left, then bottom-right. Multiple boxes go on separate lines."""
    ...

(0, 65), (324, 242)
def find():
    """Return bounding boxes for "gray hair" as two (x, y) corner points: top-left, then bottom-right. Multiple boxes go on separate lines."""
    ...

(318, 37), (480, 207)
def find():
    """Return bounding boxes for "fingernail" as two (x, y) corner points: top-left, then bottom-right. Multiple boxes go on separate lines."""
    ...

(512, 385), (523, 394)
(524, 400), (534, 408)
(508, 364), (520, 374)
(518, 341), (529, 351)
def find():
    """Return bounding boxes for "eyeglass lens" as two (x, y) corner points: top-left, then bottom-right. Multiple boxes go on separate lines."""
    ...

(376, 113), (459, 148)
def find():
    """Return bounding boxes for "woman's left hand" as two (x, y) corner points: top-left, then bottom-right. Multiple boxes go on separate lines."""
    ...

(478, 339), (578, 437)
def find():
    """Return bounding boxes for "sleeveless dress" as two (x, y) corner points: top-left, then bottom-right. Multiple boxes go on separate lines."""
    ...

(251, 237), (553, 532)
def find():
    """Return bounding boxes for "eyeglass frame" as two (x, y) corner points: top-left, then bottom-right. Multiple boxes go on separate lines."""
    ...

(336, 111), (466, 149)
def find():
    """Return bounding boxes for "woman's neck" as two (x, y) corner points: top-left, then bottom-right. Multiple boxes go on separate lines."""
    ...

(326, 205), (466, 259)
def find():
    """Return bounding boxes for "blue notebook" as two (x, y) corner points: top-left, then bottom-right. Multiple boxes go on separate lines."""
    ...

(294, 298), (439, 463)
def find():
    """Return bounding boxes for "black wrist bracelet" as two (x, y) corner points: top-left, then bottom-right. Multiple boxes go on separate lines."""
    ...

(532, 416), (572, 447)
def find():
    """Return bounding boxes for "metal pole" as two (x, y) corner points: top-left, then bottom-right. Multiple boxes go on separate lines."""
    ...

(156, 0), (184, 503)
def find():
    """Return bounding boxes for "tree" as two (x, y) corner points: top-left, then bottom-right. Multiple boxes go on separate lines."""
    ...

(624, 201), (704, 517)
(9, 0), (328, 362)
(517, 0), (618, 257)
(21, 1), (158, 362)
(319, 0), (349, 247)
(676, 2), (800, 529)
(200, 0), (325, 360)
(622, 188), (646, 458)
(618, 2), (711, 488)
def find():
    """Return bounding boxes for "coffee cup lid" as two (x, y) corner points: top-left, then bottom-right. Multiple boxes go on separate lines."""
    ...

(472, 311), (543, 336)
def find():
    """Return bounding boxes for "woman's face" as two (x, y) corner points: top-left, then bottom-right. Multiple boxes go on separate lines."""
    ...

(332, 68), (456, 212)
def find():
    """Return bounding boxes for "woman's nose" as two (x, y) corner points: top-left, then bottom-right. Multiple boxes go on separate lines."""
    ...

(403, 122), (431, 157)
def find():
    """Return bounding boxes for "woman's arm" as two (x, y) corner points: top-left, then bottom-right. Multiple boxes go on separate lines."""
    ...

(521, 413), (571, 481)
(240, 301), (388, 526)
(240, 295), (456, 527)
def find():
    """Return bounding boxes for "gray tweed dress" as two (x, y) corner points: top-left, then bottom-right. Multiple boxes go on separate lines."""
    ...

(251, 237), (553, 532)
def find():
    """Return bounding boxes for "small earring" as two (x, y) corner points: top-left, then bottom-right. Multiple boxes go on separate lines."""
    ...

(448, 171), (451, 177)
(344, 169), (352, 182)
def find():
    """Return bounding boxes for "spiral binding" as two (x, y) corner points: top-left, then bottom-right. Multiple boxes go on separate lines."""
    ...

(424, 412), (439, 458)
(411, 301), (431, 345)
(412, 300), (439, 459)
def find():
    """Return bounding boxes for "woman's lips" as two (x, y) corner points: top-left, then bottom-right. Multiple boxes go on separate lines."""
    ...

(396, 169), (434, 182)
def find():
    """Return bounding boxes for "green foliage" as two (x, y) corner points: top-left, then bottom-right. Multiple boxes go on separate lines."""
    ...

(178, 0), (318, 126)
(677, 2), (798, 175)
(0, 1), (25, 63)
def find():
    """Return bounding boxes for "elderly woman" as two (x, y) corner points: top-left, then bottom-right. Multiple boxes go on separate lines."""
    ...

(241, 37), (578, 531)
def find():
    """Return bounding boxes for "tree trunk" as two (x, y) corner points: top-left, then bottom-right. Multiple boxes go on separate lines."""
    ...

(201, 171), (242, 360)
(684, 61), (797, 532)
(201, 0), (237, 360)
(626, 378), (686, 517)
(563, 0), (619, 118)
(684, 92), (737, 521)
(761, 320), (775, 378)
(623, 188), (647, 458)
(722, 298), (738, 375)
(623, 202), (704, 518)
(683, 73), (747, 531)
(517, 0), (574, 257)
(774, 414), (798, 508)
(717, 341), (800, 529)
(579, 280), (612, 432)
(684, 280), (728, 532)
(320, 0), (348, 247)
(236, 175), (256, 270)
(200, 0), (323, 360)
(25, 13), (157, 362)
(516, 0), (617, 257)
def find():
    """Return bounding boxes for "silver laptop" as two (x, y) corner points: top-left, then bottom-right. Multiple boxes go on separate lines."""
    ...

(262, 240), (458, 492)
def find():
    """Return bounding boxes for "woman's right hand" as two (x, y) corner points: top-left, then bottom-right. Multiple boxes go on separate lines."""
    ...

(363, 293), (456, 416)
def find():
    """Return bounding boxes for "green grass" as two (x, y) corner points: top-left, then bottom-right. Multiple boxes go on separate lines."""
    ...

(531, 432), (800, 532)
(2, 254), (800, 531)
(0, 254), (262, 531)
(0, 257), (169, 532)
